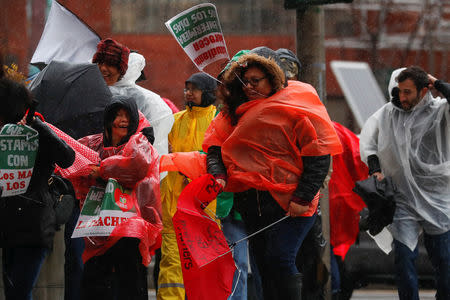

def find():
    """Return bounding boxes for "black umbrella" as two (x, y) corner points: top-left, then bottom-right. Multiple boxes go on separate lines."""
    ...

(29, 61), (111, 139)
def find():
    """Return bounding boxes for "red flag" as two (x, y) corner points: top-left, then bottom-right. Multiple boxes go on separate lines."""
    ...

(173, 174), (235, 300)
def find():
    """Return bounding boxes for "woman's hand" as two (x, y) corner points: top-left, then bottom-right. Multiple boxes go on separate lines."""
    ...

(215, 178), (226, 191)
(286, 201), (309, 217)
(88, 165), (101, 180)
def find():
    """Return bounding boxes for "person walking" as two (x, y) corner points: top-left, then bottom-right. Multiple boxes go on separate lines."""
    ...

(359, 66), (450, 300)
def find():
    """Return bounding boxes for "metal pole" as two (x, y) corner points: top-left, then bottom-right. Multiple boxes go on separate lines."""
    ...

(296, 6), (332, 300)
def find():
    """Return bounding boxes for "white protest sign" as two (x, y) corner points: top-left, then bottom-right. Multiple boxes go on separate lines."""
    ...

(72, 179), (137, 238)
(165, 3), (229, 71)
(0, 124), (39, 197)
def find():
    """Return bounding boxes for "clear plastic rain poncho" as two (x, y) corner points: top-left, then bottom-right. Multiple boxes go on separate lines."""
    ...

(359, 68), (450, 251)
(110, 52), (174, 159)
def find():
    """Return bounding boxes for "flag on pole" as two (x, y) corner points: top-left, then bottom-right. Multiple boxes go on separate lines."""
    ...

(31, 0), (101, 67)
(165, 3), (230, 71)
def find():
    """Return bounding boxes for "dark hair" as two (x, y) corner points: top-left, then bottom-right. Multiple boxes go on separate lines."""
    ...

(0, 78), (32, 125)
(397, 66), (429, 92)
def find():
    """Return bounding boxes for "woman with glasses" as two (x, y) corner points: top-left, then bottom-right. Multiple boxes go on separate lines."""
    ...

(203, 50), (342, 299)
(157, 72), (217, 300)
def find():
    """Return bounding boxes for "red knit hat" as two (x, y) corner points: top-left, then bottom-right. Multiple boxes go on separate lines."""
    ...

(92, 38), (130, 76)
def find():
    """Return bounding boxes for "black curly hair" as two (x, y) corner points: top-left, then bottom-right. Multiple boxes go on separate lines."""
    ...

(0, 77), (32, 126)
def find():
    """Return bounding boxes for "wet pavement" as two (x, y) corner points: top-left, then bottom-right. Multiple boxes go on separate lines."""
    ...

(147, 288), (436, 299)
(351, 288), (435, 299)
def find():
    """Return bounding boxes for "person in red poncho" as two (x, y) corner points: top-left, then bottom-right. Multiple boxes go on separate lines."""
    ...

(203, 49), (342, 299)
(76, 94), (162, 300)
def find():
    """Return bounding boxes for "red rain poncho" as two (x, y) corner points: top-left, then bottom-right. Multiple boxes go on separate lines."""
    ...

(329, 122), (368, 258)
(63, 112), (162, 266)
(203, 80), (342, 216)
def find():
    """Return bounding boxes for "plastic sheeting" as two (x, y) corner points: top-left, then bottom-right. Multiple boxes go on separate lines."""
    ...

(110, 53), (174, 160)
(75, 112), (162, 265)
(203, 80), (342, 215)
(360, 79), (450, 251)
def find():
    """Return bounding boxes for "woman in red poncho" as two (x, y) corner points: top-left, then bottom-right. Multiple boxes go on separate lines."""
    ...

(203, 50), (342, 299)
(77, 94), (162, 300)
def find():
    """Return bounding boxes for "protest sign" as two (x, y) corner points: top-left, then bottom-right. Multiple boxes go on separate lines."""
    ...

(72, 178), (137, 238)
(165, 3), (229, 71)
(0, 124), (38, 197)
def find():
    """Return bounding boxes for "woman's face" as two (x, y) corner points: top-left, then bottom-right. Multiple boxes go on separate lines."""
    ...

(242, 66), (272, 100)
(184, 82), (203, 106)
(111, 108), (130, 144)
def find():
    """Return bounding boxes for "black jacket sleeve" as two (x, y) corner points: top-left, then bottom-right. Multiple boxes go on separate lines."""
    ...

(206, 146), (227, 179)
(434, 80), (450, 103)
(367, 154), (381, 175)
(293, 154), (331, 202)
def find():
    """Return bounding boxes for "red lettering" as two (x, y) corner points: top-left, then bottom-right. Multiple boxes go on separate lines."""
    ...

(97, 217), (104, 226)
(75, 221), (84, 229)
(104, 216), (110, 226)
(19, 181), (25, 188)
(18, 171), (27, 179)
(111, 217), (119, 226)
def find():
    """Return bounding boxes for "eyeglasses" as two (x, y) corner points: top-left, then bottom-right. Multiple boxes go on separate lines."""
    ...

(183, 87), (201, 94)
(241, 76), (266, 87)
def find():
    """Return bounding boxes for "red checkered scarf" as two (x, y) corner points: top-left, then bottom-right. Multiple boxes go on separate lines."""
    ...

(92, 38), (130, 76)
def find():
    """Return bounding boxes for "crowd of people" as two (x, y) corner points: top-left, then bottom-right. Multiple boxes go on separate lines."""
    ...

(0, 36), (449, 300)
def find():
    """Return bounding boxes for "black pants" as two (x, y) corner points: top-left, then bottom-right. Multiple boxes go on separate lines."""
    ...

(81, 237), (148, 300)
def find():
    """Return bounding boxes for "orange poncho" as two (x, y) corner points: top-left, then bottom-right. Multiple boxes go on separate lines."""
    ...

(203, 80), (342, 215)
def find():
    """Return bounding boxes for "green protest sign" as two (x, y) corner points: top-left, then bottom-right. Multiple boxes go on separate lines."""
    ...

(72, 179), (137, 238)
(165, 3), (229, 70)
(0, 124), (39, 197)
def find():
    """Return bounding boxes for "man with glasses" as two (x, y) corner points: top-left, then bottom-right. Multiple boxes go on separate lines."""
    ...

(157, 72), (217, 300)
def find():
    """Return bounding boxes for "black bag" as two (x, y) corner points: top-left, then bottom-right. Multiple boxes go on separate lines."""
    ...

(353, 176), (397, 235)
(48, 174), (76, 225)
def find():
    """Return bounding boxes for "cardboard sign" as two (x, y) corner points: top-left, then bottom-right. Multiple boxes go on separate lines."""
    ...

(72, 178), (137, 238)
(0, 124), (39, 197)
(165, 3), (229, 70)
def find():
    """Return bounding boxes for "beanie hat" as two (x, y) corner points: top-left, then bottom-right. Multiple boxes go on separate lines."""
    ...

(92, 38), (130, 76)
(185, 72), (217, 107)
(276, 48), (301, 80)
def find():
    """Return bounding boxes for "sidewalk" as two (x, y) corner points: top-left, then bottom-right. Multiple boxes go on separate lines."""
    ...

(351, 288), (435, 299)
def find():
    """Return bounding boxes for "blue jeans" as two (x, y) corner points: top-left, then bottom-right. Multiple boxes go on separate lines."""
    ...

(394, 230), (450, 300)
(64, 205), (85, 300)
(222, 215), (248, 300)
(2, 247), (48, 300)
(235, 190), (316, 299)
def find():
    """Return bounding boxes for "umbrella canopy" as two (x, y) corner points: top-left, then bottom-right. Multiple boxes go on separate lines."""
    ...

(29, 61), (111, 139)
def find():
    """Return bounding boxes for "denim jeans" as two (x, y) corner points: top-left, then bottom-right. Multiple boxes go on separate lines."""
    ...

(235, 189), (316, 299)
(394, 230), (450, 300)
(64, 205), (85, 300)
(222, 215), (248, 300)
(2, 246), (48, 300)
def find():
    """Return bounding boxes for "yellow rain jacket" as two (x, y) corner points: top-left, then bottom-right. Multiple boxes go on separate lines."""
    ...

(157, 105), (217, 300)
